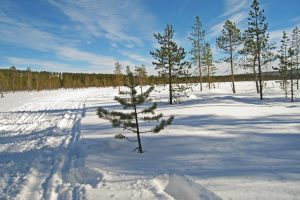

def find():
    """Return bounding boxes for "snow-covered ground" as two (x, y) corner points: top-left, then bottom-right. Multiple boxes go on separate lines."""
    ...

(0, 82), (300, 200)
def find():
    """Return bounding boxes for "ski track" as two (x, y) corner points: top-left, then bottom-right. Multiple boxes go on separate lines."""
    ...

(0, 89), (92, 200)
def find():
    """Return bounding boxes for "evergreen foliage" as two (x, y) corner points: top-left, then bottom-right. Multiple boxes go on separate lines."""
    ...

(291, 26), (300, 90)
(246, 0), (271, 100)
(277, 31), (290, 98)
(134, 65), (148, 94)
(96, 68), (174, 153)
(216, 20), (242, 93)
(202, 43), (216, 89)
(240, 28), (260, 93)
(189, 16), (205, 92)
(114, 62), (123, 92)
(151, 24), (192, 104)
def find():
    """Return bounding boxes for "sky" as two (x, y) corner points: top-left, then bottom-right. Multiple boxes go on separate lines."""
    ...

(0, 0), (299, 75)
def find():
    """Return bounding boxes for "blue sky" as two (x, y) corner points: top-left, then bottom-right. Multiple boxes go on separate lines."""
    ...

(0, 0), (299, 74)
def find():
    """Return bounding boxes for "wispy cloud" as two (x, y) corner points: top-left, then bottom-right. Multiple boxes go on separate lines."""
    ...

(222, 0), (248, 17)
(47, 0), (155, 47)
(208, 0), (249, 38)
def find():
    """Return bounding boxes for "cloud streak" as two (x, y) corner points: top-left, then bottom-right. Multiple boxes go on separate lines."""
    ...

(47, 0), (155, 47)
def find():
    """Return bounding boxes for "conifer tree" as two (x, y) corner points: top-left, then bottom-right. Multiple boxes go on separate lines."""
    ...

(276, 31), (290, 98)
(134, 65), (147, 94)
(114, 62), (123, 92)
(240, 30), (260, 93)
(216, 20), (242, 93)
(189, 16), (205, 92)
(247, 0), (270, 100)
(287, 47), (296, 102)
(202, 43), (216, 90)
(97, 68), (174, 153)
(291, 26), (300, 90)
(151, 24), (191, 104)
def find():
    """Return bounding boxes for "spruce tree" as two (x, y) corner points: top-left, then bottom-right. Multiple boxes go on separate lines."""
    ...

(202, 43), (216, 90)
(189, 16), (205, 92)
(134, 65), (147, 94)
(247, 0), (270, 100)
(216, 20), (242, 93)
(114, 62), (123, 92)
(291, 26), (300, 90)
(151, 24), (191, 104)
(97, 68), (174, 153)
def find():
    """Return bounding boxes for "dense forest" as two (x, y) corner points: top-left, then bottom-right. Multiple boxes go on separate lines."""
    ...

(0, 66), (296, 93)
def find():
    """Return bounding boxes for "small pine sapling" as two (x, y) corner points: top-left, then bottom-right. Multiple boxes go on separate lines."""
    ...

(97, 68), (174, 153)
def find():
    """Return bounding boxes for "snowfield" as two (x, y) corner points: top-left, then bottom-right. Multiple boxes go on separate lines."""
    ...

(0, 81), (300, 200)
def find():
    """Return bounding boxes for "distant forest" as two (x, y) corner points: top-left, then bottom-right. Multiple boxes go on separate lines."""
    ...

(0, 67), (287, 92)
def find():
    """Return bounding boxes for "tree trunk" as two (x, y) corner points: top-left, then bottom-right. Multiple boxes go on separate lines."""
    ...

(297, 55), (299, 90)
(168, 58), (173, 105)
(208, 65), (211, 90)
(198, 52), (202, 92)
(291, 62), (294, 102)
(230, 51), (236, 93)
(132, 90), (143, 153)
(253, 56), (259, 93)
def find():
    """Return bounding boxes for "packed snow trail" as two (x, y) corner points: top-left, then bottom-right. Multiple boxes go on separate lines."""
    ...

(0, 89), (94, 199)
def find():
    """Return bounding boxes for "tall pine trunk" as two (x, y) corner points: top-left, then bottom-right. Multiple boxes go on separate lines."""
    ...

(207, 65), (211, 90)
(168, 58), (173, 105)
(291, 63), (294, 102)
(198, 49), (202, 92)
(253, 56), (259, 93)
(230, 50), (236, 93)
(297, 55), (299, 90)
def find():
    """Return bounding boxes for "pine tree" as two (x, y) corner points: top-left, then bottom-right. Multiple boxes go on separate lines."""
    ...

(189, 16), (205, 92)
(151, 24), (191, 104)
(247, 0), (270, 100)
(97, 68), (174, 153)
(287, 47), (296, 102)
(202, 43), (216, 90)
(114, 62), (123, 92)
(276, 31), (289, 98)
(216, 20), (242, 93)
(134, 65), (147, 94)
(240, 29), (260, 93)
(291, 26), (300, 90)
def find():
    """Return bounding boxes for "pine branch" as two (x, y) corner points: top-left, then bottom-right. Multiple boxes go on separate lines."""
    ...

(152, 115), (174, 133)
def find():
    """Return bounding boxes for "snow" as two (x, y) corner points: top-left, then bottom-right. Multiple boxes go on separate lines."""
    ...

(0, 82), (300, 200)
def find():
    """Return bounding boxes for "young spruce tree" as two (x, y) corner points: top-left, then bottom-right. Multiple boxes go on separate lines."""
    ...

(189, 16), (205, 92)
(216, 20), (242, 93)
(97, 68), (174, 153)
(151, 24), (191, 104)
